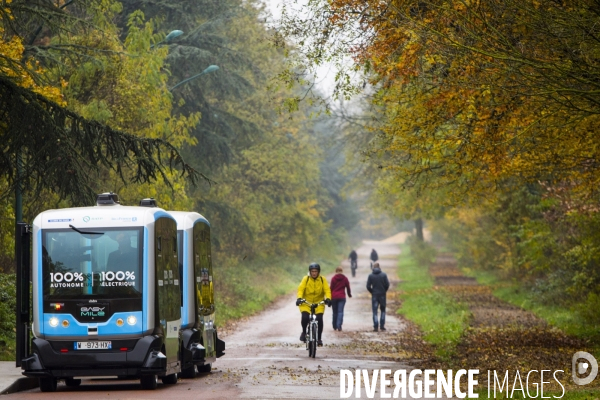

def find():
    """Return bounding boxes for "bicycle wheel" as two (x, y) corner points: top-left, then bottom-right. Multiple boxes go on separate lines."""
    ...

(305, 327), (310, 351)
(309, 324), (317, 358)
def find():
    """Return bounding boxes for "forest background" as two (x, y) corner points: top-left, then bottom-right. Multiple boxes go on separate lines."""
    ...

(277, 0), (600, 343)
(2, 0), (600, 365)
(0, 0), (403, 359)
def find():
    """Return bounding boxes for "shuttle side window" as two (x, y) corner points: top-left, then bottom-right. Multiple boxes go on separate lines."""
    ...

(154, 217), (180, 330)
(194, 222), (214, 316)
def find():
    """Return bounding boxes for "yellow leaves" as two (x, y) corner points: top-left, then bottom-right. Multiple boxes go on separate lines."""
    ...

(0, 28), (65, 105)
(298, 199), (321, 219)
(0, 31), (22, 61)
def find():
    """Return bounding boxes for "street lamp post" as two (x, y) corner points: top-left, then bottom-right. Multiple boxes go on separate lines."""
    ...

(169, 65), (219, 92)
(151, 30), (184, 48)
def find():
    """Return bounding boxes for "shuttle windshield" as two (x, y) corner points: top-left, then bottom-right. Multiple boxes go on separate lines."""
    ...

(42, 228), (143, 299)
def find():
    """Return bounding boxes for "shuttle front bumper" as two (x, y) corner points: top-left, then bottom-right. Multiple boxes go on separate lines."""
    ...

(22, 335), (168, 378)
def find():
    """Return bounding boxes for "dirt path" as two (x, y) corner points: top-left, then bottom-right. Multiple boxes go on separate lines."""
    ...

(212, 240), (416, 399)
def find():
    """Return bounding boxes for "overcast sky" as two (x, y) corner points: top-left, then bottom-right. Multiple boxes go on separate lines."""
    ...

(262, 0), (338, 97)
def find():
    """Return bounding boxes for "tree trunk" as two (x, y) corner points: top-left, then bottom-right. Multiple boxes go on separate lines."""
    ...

(415, 218), (424, 242)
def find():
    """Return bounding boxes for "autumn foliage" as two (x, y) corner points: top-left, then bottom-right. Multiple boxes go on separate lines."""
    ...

(281, 0), (600, 319)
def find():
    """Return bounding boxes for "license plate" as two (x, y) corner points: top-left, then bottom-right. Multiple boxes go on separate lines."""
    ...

(74, 341), (112, 350)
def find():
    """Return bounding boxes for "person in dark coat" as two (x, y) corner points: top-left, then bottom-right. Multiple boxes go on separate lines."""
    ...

(349, 250), (358, 262)
(348, 250), (358, 277)
(330, 266), (352, 331)
(366, 262), (389, 331)
(370, 248), (378, 269)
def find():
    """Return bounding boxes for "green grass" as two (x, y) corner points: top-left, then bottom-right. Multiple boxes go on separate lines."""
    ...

(397, 245), (434, 291)
(0, 273), (16, 361)
(0, 340), (14, 361)
(396, 244), (470, 358)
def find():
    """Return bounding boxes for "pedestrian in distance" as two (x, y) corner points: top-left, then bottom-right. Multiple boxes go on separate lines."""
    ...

(366, 262), (389, 332)
(348, 249), (358, 277)
(330, 266), (352, 331)
(296, 263), (332, 346)
(370, 248), (378, 269)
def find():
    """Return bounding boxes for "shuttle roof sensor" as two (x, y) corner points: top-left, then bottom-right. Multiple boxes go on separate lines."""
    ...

(96, 192), (120, 206)
(139, 198), (158, 207)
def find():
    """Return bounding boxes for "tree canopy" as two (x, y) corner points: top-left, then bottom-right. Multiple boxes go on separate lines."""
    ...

(0, 0), (359, 272)
(281, 0), (600, 204)
(0, 0), (201, 206)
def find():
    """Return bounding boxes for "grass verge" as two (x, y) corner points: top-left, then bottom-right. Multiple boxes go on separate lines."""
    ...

(396, 244), (470, 358)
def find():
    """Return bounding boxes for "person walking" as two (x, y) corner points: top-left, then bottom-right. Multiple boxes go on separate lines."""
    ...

(370, 248), (378, 269)
(330, 266), (352, 331)
(348, 250), (358, 277)
(296, 263), (332, 346)
(366, 262), (389, 332)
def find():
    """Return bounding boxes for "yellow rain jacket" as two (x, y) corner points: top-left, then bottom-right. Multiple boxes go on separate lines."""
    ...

(297, 274), (332, 314)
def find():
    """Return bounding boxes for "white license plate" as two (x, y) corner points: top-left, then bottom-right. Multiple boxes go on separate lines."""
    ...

(74, 341), (112, 350)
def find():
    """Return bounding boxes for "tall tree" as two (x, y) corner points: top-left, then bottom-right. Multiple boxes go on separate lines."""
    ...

(113, 0), (337, 260)
(1, 0), (200, 208)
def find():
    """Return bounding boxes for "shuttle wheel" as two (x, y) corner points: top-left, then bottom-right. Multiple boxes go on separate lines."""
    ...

(65, 378), (81, 387)
(140, 374), (157, 390)
(197, 363), (211, 373)
(39, 377), (57, 392)
(179, 366), (196, 378)
(161, 373), (178, 385)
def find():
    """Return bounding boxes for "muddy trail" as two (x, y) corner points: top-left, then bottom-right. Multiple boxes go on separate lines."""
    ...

(427, 253), (598, 391)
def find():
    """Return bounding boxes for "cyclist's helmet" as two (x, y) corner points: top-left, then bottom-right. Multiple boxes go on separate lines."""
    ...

(308, 263), (321, 273)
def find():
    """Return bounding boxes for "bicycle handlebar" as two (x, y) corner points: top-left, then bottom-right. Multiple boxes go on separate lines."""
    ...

(298, 299), (325, 307)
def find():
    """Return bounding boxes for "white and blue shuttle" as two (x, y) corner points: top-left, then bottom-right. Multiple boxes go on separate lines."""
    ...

(16, 193), (224, 392)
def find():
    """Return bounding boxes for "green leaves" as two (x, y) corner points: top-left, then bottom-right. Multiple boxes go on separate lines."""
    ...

(0, 75), (200, 206)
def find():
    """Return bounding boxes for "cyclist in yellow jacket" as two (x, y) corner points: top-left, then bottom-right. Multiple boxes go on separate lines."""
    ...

(296, 263), (332, 346)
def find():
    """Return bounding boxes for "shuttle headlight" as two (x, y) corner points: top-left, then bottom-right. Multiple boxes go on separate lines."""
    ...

(127, 316), (137, 326)
(61, 320), (69, 328)
(49, 317), (59, 327)
(116, 318), (124, 327)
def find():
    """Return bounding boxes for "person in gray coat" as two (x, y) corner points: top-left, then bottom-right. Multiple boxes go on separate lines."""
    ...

(366, 262), (390, 331)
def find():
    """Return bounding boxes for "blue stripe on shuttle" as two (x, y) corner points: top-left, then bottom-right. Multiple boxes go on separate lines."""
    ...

(182, 230), (189, 326)
(144, 227), (149, 331)
(194, 216), (210, 227)
(37, 229), (43, 336)
(153, 210), (176, 222)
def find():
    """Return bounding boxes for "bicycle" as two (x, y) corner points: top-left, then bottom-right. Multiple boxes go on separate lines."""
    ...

(299, 299), (325, 358)
(350, 259), (357, 277)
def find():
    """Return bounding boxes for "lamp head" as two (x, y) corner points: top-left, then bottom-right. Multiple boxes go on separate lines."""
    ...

(165, 30), (184, 43)
(203, 65), (219, 74)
